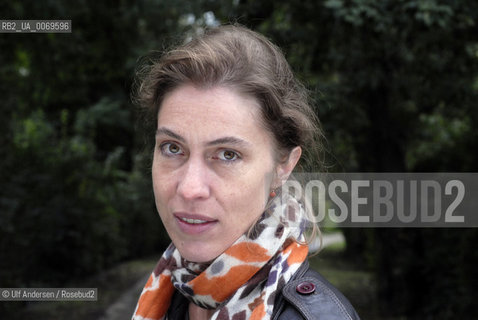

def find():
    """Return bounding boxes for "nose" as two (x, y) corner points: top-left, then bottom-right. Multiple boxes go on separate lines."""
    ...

(177, 157), (211, 200)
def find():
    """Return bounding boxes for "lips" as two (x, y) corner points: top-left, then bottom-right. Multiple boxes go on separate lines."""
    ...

(174, 212), (218, 234)
(179, 217), (209, 224)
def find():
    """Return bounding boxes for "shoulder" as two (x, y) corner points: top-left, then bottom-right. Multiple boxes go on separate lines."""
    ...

(274, 261), (361, 320)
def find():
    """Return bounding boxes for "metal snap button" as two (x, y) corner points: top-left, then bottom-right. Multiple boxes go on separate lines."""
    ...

(296, 281), (316, 294)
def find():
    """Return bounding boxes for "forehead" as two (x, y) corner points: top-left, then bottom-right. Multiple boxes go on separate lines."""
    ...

(159, 85), (256, 117)
(157, 85), (270, 141)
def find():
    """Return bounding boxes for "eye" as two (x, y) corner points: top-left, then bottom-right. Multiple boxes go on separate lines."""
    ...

(160, 142), (184, 156)
(217, 150), (239, 161)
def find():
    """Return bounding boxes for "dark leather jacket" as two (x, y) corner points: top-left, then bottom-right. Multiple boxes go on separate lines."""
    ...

(167, 261), (360, 320)
(273, 261), (360, 320)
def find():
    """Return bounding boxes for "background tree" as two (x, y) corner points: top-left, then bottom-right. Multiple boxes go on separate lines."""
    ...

(1, 0), (477, 318)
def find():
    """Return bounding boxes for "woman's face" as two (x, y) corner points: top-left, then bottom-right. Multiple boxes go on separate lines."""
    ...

(153, 84), (278, 263)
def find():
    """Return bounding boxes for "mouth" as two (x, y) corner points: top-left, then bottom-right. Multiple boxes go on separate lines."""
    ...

(174, 212), (218, 234)
(178, 217), (210, 224)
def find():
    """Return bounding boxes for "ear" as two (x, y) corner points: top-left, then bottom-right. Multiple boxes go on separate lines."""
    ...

(273, 146), (302, 187)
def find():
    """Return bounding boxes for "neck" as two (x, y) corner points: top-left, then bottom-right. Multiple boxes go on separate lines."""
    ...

(189, 302), (215, 320)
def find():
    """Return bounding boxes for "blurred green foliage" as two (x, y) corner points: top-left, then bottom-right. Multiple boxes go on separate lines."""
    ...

(1, 0), (477, 319)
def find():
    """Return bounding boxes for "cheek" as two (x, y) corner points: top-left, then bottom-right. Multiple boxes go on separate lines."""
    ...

(152, 168), (173, 206)
(224, 174), (270, 219)
(240, 165), (274, 196)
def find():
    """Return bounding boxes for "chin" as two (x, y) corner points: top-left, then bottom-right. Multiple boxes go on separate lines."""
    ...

(177, 244), (219, 263)
(181, 251), (216, 263)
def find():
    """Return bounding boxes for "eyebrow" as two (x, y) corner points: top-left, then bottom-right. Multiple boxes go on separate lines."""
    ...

(156, 127), (185, 143)
(156, 127), (251, 148)
(206, 136), (251, 148)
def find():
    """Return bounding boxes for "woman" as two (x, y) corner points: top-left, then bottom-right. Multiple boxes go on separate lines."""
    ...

(132, 25), (360, 320)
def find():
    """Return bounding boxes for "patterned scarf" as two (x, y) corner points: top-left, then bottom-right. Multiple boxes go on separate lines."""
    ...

(132, 192), (309, 320)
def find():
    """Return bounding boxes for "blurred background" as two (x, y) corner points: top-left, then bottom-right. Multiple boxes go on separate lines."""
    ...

(1, 1), (477, 319)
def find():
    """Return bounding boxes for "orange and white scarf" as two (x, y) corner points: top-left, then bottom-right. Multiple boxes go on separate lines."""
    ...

(132, 193), (309, 320)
